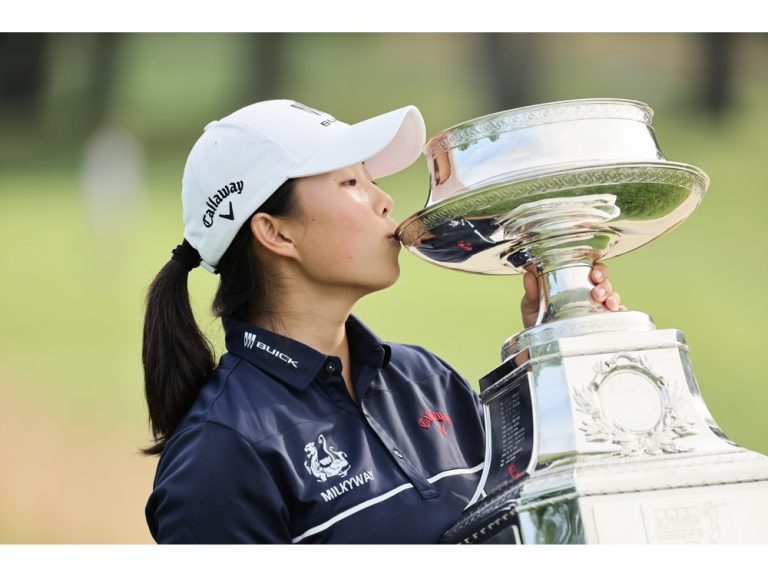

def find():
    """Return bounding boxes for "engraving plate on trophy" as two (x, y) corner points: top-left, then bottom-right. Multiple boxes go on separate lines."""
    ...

(478, 361), (535, 495)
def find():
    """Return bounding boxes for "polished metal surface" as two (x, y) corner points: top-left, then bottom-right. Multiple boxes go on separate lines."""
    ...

(396, 98), (709, 328)
(501, 310), (656, 361)
(443, 326), (768, 544)
(397, 163), (708, 276)
(423, 99), (658, 202)
(412, 99), (768, 544)
(397, 99), (708, 274)
(518, 454), (768, 544)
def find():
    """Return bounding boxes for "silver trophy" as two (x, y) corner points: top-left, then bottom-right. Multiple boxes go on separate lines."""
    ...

(397, 99), (768, 544)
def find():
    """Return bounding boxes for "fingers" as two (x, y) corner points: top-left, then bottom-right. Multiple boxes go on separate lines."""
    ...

(591, 279), (613, 303)
(522, 263), (626, 327)
(605, 292), (622, 312)
(590, 262), (624, 311)
(591, 280), (623, 311)
(590, 262), (609, 284)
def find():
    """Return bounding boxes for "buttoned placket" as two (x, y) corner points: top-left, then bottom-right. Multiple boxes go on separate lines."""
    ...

(317, 356), (438, 500)
(356, 364), (438, 500)
(318, 356), (362, 418)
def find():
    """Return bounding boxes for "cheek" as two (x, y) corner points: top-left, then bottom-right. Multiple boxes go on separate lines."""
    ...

(302, 216), (367, 267)
(331, 222), (372, 263)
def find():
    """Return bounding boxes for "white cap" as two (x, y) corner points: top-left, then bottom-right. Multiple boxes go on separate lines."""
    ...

(181, 99), (427, 272)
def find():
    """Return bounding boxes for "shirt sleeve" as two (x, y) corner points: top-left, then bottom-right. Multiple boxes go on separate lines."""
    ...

(146, 421), (292, 543)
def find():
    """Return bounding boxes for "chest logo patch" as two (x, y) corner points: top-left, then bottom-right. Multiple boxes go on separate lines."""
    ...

(418, 409), (453, 436)
(304, 434), (351, 482)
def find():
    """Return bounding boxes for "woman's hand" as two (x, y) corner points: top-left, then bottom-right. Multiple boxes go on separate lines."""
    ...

(520, 262), (625, 329)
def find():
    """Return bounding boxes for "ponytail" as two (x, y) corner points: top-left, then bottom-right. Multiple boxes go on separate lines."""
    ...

(142, 257), (216, 455)
(142, 178), (299, 455)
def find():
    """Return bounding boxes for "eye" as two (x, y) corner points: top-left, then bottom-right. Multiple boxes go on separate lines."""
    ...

(342, 178), (358, 187)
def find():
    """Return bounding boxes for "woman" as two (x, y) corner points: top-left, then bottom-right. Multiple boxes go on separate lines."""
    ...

(142, 100), (622, 543)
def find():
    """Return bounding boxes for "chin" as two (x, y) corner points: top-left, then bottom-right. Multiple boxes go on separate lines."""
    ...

(382, 268), (401, 289)
(385, 261), (401, 285)
(362, 265), (400, 295)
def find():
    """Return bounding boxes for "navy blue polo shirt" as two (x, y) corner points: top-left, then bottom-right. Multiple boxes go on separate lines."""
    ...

(146, 315), (485, 543)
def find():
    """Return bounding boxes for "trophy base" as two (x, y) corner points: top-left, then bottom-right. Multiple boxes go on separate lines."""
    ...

(443, 448), (768, 544)
(444, 312), (768, 544)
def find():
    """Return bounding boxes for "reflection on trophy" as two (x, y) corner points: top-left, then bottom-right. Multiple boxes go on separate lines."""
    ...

(396, 99), (768, 544)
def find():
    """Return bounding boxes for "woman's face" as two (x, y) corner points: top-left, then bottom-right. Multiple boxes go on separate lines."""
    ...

(290, 163), (402, 295)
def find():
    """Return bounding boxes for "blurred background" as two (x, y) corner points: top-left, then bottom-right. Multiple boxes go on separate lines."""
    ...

(0, 33), (766, 543)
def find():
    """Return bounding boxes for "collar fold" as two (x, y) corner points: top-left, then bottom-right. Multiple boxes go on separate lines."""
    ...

(224, 316), (391, 391)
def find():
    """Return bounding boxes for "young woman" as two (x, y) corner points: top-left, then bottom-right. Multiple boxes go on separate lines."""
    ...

(142, 100), (622, 544)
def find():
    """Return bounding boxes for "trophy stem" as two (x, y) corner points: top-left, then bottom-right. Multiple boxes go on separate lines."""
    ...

(537, 263), (606, 325)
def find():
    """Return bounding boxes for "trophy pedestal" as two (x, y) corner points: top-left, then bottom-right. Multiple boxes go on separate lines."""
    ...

(442, 313), (768, 544)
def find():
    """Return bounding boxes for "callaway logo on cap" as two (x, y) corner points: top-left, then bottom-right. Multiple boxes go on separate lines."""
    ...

(180, 99), (426, 273)
(202, 180), (243, 228)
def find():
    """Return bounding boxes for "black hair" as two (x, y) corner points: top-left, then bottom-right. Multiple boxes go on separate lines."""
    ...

(142, 179), (299, 455)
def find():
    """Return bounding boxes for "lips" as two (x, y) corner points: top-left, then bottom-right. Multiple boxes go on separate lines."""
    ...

(387, 231), (401, 247)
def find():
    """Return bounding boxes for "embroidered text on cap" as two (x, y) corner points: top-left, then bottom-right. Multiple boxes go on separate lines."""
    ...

(203, 180), (244, 228)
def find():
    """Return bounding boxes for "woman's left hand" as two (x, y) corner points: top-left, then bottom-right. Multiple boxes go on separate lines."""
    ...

(520, 262), (626, 329)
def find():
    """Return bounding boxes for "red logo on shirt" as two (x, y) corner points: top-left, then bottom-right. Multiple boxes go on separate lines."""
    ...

(418, 409), (453, 436)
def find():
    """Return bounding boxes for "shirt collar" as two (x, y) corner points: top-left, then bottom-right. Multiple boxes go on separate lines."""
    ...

(224, 315), (391, 391)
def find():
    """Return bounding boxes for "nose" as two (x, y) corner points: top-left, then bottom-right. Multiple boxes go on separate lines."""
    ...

(373, 184), (395, 217)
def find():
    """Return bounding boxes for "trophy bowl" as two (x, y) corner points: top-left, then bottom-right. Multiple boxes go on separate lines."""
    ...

(397, 98), (709, 277)
(397, 98), (709, 327)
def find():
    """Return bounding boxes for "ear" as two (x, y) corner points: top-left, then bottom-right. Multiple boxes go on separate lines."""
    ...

(249, 213), (301, 260)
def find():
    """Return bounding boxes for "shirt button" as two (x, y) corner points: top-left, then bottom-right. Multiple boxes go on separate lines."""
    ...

(325, 361), (336, 374)
(393, 448), (404, 459)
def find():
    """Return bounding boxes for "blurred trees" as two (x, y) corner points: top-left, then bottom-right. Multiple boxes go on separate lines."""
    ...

(244, 33), (287, 103)
(0, 33), (121, 132)
(0, 34), (48, 122)
(698, 33), (735, 116)
(481, 33), (539, 110)
(1, 32), (765, 153)
(88, 34), (120, 128)
(479, 33), (753, 117)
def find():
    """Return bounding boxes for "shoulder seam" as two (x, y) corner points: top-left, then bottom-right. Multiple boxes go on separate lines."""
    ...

(199, 359), (337, 448)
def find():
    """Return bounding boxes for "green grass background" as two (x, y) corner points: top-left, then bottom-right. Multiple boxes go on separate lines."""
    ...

(0, 33), (766, 542)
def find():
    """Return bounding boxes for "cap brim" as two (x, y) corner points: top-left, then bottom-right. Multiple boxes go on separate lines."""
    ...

(288, 105), (426, 179)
